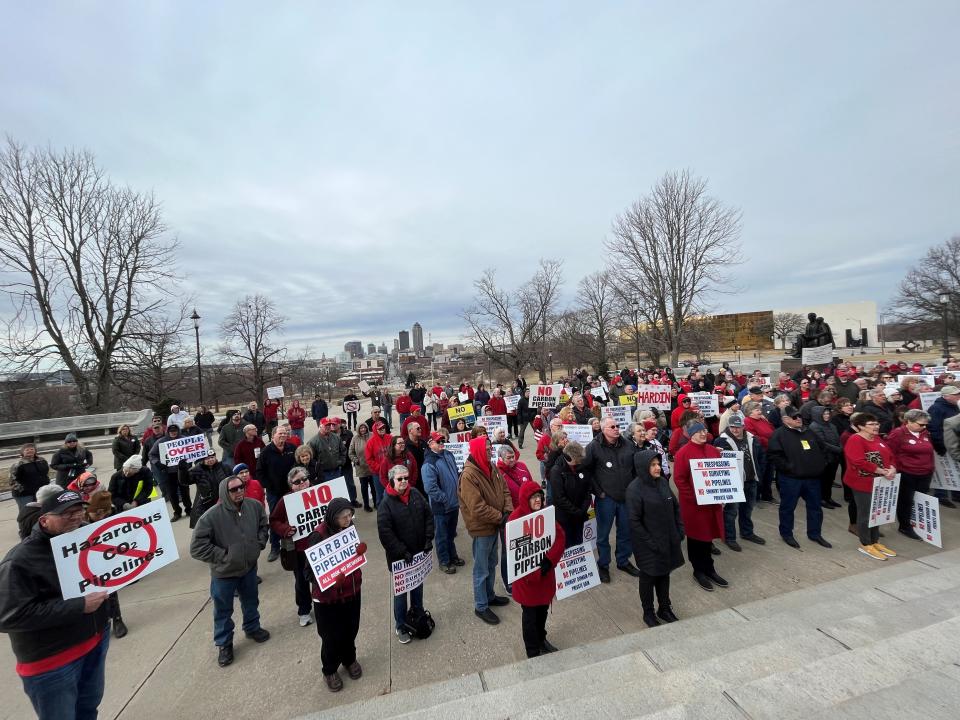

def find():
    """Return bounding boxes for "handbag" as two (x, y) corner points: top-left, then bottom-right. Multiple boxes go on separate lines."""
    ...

(279, 538), (297, 571)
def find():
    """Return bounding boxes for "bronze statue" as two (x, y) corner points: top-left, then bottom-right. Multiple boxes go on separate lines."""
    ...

(790, 312), (834, 358)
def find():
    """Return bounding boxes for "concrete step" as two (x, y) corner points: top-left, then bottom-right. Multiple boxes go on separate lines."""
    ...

(725, 615), (960, 718)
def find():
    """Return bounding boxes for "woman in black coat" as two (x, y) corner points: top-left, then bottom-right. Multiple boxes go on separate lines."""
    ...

(548, 441), (591, 546)
(377, 465), (435, 643)
(625, 450), (685, 628)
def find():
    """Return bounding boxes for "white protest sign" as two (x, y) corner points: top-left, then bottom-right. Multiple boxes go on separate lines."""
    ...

(554, 543), (600, 601)
(924, 366), (948, 378)
(600, 405), (631, 432)
(910, 492), (942, 548)
(282, 476), (351, 541)
(266, 385), (285, 399)
(52, 499), (179, 599)
(458, 392), (470, 403)
(635, 384), (672, 411)
(479, 414), (508, 439)
(392, 551), (433, 596)
(446, 442), (468, 472)
(590, 387), (607, 400)
(719, 450), (746, 483)
(868, 474), (901, 527)
(688, 392), (720, 418)
(932, 454), (960, 492)
(305, 525), (366, 591)
(564, 424), (594, 445)
(582, 517), (597, 548)
(801, 345), (834, 366)
(897, 375), (936, 389)
(505, 505), (556, 584)
(689, 457), (745, 505)
(343, 400), (360, 413)
(358, 380), (371, 394)
(529, 384), (563, 409)
(450, 431), (472, 444)
(505, 395), (521, 413)
(159, 434), (209, 465)
(920, 392), (940, 412)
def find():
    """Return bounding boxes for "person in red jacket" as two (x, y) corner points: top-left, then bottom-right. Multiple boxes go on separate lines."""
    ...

(884, 409), (934, 541)
(507, 482), (565, 657)
(486, 389), (508, 417)
(234, 424), (266, 480)
(395, 394), (413, 424)
(379, 436), (419, 491)
(842, 412), (898, 560)
(269, 467), (317, 628)
(363, 422), (392, 507)
(286, 399), (307, 442)
(264, 398), (281, 438)
(670, 395), (692, 430)
(400, 406), (429, 440)
(672, 421), (727, 592)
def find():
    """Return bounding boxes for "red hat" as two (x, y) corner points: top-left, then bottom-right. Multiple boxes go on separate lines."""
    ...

(429, 431), (445, 443)
(321, 417), (339, 426)
(642, 419), (657, 431)
(911, 363), (923, 372)
(836, 369), (848, 379)
(410, 404), (421, 412)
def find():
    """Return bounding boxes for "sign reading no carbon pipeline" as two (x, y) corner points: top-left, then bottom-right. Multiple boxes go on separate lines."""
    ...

(52, 500), (179, 599)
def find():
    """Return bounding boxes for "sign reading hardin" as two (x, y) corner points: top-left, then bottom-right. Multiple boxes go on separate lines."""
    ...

(529, 384), (563, 409)
(505, 505), (556, 584)
(689, 457), (745, 505)
(159, 434), (210, 465)
(305, 525), (366, 591)
(282, 476), (350, 541)
(52, 500), (179, 599)
(634, 384), (672, 411)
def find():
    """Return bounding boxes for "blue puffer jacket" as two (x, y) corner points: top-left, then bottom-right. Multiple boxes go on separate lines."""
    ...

(421, 448), (460, 513)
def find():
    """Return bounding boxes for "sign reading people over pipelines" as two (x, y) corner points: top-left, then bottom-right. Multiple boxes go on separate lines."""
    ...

(305, 525), (366, 591)
(392, 551), (433, 596)
(635, 384), (672, 411)
(529, 384), (562, 409)
(282, 476), (350, 541)
(159, 434), (209, 465)
(689, 457), (745, 505)
(505, 505), (556, 584)
(52, 500), (179, 599)
(869, 475), (900, 527)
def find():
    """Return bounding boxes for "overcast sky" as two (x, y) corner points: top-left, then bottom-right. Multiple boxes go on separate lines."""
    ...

(2, 1), (957, 357)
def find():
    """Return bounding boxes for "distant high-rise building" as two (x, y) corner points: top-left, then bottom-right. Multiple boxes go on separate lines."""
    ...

(378, 342), (388, 355)
(344, 341), (364, 358)
(412, 322), (424, 354)
(367, 343), (376, 356)
(393, 338), (399, 351)
(399, 330), (410, 351)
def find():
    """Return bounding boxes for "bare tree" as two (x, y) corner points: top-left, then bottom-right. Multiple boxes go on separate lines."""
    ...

(549, 310), (593, 379)
(772, 312), (806, 350)
(113, 308), (193, 407)
(219, 295), (287, 400)
(574, 271), (619, 377)
(0, 139), (178, 411)
(888, 235), (960, 341)
(605, 170), (742, 366)
(462, 259), (563, 379)
(679, 317), (721, 363)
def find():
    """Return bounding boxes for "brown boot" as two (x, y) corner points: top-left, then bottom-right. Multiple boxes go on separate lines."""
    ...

(847, 524), (857, 536)
(324, 673), (343, 692)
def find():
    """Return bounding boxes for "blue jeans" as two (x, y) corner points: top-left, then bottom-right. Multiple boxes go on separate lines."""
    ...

(724, 480), (758, 541)
(778, 475), (823, 539)
(21, 627), (109, 720)
(595, 495), (632, 568)
(321, 468), (341, 483)
(210, 566), (261, 647)
(398, 412), (410, 427)
(433, 508), (460, 565)
(472, 533), (500, 611)
(372, 475), (385, 506)
(266, 491), (282, 552)
(383, 407), (394, 427)
(394, 584), (423, 631)
(14, 495), (34, 510)
(291, 428), (304, 442)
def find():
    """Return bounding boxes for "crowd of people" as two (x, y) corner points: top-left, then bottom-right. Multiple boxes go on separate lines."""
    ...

(2, 356), (958, 716)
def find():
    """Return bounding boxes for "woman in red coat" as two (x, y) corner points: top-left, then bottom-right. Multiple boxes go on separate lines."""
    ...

(508, 481), (566, 657)
(672, 421), (728, 592)
(363, 422), (392, 506)
(885, 409), (935, 539)
(843, 412), (898, 560)
(379, 436), (419, 491)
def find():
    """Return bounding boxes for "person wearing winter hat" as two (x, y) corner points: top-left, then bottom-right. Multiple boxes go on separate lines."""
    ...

(108, 455), (154, 513)
(50, 432), (94, 487)
(713, 414), (767, 551)
(185, 451), (229, 527)
(626, 450), (685, 627)
(303, 497), (366, 691)
(16, 482), (62, 540)
(269, 467), (320, 628)
(421, 432), (464, 573)
(67, 470), (106, 503)
(508, 482), (566, 657)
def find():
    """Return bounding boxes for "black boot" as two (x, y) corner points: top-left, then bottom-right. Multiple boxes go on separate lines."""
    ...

(113, 617), (128, 638)
(656, 606), (679, 623)
(642, 611), (660, 628)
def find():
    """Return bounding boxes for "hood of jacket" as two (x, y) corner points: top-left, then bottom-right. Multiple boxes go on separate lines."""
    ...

(633, 449), (661, 486)
(514, 479), (545, 518)
(218, 477), (241, 511)
(468, 436), (491, 477)
(811, 405), (830, 424)
(323, 497), (354, 534)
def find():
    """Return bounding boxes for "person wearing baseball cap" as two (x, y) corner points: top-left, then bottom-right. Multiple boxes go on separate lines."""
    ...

(0, 489), (112, 716)
(421, 431), (464, 573)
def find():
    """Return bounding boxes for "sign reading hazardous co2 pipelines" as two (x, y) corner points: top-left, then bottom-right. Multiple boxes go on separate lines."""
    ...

(689, 458), (745, 505)
(528, 384), (563, 409)
(159, 434), (210, 465)
(282, 476), (350, 541)
(505, 505), (555, 584)
(51, 500), (179, 600)
(305, 525), (366, 591)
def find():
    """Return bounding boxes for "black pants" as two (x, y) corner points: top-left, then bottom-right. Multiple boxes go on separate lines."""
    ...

(517, 422), (528, 448)
(314, 595), (362, 676)
(345, 412), (358, 430)
(293, 553), (312, 616)
(358, 476), (375, 508)
(896, 471), (932, 530)
(687, 538), (715, 575)
(108, 592), (122, 620)
(557, 515), (584, 547)
(638, 572), (671, 613)
(507, 414), (519, 438)
(820, 461), (839, 503)
(521, 604), (549, 658)
(161, 474), (189, 514)
(427, 412), (439, 431)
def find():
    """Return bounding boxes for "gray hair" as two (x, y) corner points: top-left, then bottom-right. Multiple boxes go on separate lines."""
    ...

(903, 409), (930, 424)
(287, 467), (309, 485)
(774, 393), (792, 408)
(627, 421), (642, 436)
(387, 465), (410, 484)
(562, 441), (585, 463)
(496, 444), (515, 460)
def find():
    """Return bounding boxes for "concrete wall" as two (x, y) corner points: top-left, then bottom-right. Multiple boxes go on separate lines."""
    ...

(773, 300), (878, 348)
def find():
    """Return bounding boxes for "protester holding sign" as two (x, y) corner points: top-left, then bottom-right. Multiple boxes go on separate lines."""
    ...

(190, 477), (270, 667)
(508, 482), (565, 657)
(377, 465), (434, 644)
(269, 468), (319, 628)
(549, 441), (591, 546)
(186, 451), (229, 528)
(842, 413), (898, 561)
(0, 489), (111, 719)
(303, 497), (365, 692)
(148, 424), (192, 522)
(626, 450), (684, 628)
(713, 415), (767, 550)
(885, 409), (935, 540)
(673, 421), (728, 592)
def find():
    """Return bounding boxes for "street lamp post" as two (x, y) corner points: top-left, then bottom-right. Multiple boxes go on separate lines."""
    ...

(548, 352), (554, 382)
(940, 290), (950, 360)
(191, 309), (203, 404)
(633, 301), (641, 368)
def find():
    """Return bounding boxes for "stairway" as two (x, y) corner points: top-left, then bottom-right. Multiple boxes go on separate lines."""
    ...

(302, 549), (960, 720)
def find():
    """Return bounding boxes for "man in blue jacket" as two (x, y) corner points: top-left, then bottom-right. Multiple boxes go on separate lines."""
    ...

(421, 432), (464, 574)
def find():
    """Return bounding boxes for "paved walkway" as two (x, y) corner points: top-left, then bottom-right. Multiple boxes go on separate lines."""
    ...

(0, 403), (956, 720)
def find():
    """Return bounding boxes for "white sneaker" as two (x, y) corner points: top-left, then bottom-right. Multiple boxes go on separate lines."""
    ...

(299, 614), (313, 627)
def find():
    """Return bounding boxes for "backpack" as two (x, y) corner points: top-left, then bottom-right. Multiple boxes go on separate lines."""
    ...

(402, 607), (436, 639)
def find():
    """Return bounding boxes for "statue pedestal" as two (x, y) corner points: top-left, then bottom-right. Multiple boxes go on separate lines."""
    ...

(781, 358), (804, 375)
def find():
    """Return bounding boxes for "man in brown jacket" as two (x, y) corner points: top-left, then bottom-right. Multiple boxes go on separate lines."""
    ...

(458, 436), (513, 625)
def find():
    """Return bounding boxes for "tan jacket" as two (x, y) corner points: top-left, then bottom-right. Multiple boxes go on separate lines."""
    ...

(458, 459), (513, 537)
